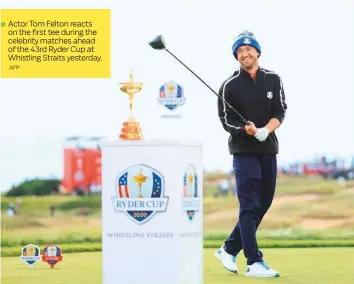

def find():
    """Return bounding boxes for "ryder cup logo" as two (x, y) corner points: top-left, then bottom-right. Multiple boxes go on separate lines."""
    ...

(112, 164), (169, 225)
(267, 91), (273, 99)
(20, 244), (41, 268)
(158, 80), (185, 111)
(182, 164), (200, 222)
(42, 244), (63, 268)
(243, 37), (251, 44)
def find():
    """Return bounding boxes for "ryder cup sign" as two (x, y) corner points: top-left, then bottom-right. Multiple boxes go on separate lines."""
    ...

(20, 244), (41, 268)
(112, 164), (169, 225)
(182, 164), (200, 222)
(102, 141), (203, 284)
(158, 80), (185, 111)
(42, 244), (63, 268)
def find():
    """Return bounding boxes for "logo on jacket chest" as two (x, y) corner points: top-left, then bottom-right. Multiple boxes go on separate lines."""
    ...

(267, 91), (273, 99)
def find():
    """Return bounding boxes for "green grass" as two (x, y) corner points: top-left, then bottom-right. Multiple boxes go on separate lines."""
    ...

(1, 217), (101, 247)
(204, 228), (354, 240)
(274, 176), (350, 195)
(2, 248), (354, 284)
(208, 248), (354, 284)
(3, 224), (354, 248)
(1, 196), (102, 214)
(2, 243), (102, 257)
(1, 252), (101, 284)
(3, 239), (354, 257)
(203, 239), (354, 248)
(2, 176), (354, 249)
(56, 197), (102, 211)
(1, 231), (101, 248)
(1, 215), (45, 230)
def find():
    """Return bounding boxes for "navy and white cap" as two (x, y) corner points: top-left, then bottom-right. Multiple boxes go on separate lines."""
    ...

(232, 30), (261, 60)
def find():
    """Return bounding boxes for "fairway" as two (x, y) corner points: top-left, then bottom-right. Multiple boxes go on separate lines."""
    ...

(2, 248), (354, 284)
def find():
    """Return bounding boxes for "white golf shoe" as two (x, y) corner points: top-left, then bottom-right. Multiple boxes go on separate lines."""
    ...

(214, 246), (238, 273)
(245, 261), (280, 278)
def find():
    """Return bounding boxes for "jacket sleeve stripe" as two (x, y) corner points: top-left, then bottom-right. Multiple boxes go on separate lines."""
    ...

(222, 72), (241, 129)
(278, 76), (286, 112)
(262, 69), (286, 112)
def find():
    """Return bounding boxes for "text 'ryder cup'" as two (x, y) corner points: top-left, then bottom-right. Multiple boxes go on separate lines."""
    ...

(112, 198), (168, 211)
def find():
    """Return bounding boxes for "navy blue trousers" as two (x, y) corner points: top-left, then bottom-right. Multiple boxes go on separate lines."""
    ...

(224, 154), (277, 265)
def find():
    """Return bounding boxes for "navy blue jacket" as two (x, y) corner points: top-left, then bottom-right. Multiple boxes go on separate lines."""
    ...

(218, 67), (287, 155)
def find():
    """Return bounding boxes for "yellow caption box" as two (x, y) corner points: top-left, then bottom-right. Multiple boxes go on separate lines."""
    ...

(0, 9), (110, 78)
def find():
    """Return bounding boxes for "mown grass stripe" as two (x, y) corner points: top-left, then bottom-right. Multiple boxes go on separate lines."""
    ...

(2, 243), (102, 257)
(204, 239), (354, 248)
(2, 240), (354, 257)
(3, 234), (354, 247)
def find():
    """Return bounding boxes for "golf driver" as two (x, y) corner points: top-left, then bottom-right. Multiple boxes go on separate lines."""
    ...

(149, 35), (250, 127)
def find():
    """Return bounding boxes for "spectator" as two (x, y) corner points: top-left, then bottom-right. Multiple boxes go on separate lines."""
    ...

(7, 203), (16, 216)
(15, 197), (21, 215)
(214, 178), (230, 197)
(50, 204), (56, 217)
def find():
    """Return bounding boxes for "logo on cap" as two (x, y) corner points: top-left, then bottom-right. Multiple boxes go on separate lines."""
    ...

(243, 38), (251, 44)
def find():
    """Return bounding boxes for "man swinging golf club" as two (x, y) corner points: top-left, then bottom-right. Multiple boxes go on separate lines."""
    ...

(215, 30), (287, 278)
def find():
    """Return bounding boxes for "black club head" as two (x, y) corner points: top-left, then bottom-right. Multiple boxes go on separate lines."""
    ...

(149, 35), (166, 50)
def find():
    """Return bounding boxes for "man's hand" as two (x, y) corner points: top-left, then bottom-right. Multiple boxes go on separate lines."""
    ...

(245, 118), (280, 141)
(265, 118), (281, 134)
(254, 118), (280, 142)
(254, 127), (269, 142)
(245, 120), (270, 142)
(245, 121), (257, 136)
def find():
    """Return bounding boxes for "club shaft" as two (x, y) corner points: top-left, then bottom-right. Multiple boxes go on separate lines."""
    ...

(165, 49), (249, 126)
(166, 49), (217, 97)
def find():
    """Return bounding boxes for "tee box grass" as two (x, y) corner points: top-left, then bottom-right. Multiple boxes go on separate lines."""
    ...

(2, 248), (354, 284)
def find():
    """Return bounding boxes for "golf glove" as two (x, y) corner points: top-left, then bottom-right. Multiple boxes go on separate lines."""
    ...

(254, 127), (269, 142)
